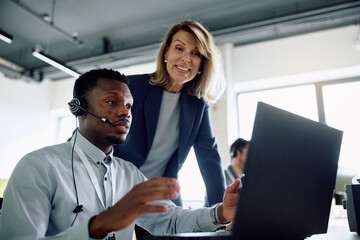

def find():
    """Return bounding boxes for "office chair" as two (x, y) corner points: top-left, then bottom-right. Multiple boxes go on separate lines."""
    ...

(334, 166), (357, 205)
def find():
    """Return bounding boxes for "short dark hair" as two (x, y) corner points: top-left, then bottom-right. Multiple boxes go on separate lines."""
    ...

(230, 138), (249, 158)
(73, 68), (129, 99)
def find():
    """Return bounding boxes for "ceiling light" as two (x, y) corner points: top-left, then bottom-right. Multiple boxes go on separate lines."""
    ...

(32, 48), (80, 78)
(0, 29), (13, 44)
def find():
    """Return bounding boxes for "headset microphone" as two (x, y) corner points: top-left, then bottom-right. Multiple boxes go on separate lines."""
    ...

(68, 98), (113, 124)
(85, 111), (113, 124)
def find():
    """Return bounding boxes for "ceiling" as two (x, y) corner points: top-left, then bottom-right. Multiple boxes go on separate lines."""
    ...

(1, 0), (360, 82)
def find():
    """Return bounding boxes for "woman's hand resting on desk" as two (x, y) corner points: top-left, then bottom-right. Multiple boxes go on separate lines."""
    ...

(217, 179), (241, 226)
(88, 177), (180, 239)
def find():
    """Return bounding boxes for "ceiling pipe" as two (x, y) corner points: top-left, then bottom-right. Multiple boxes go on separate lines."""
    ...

(213, 1), (360, 46)
(9, 0), (83, 46)
(0, 57), (42, 82)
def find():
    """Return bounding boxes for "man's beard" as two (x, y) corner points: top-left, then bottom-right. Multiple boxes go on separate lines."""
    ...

(106, 135), (125, 145)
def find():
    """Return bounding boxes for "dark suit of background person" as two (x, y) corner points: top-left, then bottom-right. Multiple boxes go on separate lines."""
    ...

(225, 138), (249, 187)
(113, 20), (227, 207)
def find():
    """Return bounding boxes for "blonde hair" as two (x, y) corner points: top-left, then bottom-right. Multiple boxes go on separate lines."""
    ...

(150, 20), (225, 104)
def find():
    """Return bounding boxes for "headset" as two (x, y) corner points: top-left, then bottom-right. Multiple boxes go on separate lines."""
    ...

(68, 97), (113, 124)
(67, 95), (113, 226)
(230, 149), (238, 158)
(70, 129), (82, 226)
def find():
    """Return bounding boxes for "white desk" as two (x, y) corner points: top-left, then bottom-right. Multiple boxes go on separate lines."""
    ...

(309, 203), (360, 240)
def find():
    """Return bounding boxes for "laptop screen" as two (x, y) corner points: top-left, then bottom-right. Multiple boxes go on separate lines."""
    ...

(232, 102), (343, 239)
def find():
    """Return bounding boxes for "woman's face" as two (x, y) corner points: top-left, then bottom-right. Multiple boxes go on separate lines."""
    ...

(164, 30), (202, 92)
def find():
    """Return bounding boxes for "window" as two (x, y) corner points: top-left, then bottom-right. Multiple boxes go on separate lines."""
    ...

(322, 81), (360, 172)
(178, 148), (206, 209)
(237, 85), (318, 139)
(237, 79), (360, 175)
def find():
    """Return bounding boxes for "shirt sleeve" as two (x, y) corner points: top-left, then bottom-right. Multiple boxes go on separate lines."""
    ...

(136, 201), (225, 235)
(0, 154), (92, 240)
(193, 104), (226, 206)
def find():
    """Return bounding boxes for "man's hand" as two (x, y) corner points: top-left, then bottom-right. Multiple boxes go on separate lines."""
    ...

(217, 179), (240, 224)
(89, 177), (180, 238)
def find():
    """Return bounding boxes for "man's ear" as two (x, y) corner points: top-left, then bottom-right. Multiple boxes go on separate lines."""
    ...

(79, 113), (87, 120)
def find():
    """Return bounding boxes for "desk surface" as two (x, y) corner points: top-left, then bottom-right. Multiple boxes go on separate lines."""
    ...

(138, 202), (360, 240)
(308, 204), (360, 240)
(310, 232), (359, 240)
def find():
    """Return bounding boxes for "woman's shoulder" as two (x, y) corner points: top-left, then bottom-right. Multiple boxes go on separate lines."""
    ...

(127, 73), (151, 82)
(126, 74), (152, 91)
(182, 86), (209, 107)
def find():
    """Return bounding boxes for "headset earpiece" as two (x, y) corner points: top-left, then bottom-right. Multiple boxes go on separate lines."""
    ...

(68, 97), (87, 116)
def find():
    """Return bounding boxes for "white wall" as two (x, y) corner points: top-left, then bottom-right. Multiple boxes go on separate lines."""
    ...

(210, 44), (238, 167)
(232, 25), (360, 89)
(49, 77), (75, 113)
(0, 73), (57, 178)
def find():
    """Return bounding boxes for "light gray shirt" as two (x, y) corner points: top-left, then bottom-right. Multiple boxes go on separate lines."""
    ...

(140, 90), (180, 179)
(0, 130), (221, 240)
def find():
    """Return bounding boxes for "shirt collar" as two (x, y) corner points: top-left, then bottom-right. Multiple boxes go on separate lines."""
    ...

(74, 129), (114, 166)
(228, 165), (239, 179)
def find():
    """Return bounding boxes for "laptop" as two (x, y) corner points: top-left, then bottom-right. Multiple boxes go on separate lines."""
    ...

(139, 102), (343, 240)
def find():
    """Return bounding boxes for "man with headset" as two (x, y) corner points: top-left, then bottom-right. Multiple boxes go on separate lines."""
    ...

(225, 138), (249, 187)
(204, 138), (248, 207)
(0, 69), (240, 240)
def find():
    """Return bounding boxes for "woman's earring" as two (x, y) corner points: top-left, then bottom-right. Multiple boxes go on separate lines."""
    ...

(164, 59), (167, 63)
(197, 71), (202, 74)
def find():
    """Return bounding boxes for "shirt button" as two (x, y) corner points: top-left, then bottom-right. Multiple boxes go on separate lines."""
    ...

(104, 177), (107, 181)
(97, 161), (100, 165)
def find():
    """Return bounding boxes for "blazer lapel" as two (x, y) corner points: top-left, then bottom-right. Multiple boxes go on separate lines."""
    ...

(144, 85), (163, 153)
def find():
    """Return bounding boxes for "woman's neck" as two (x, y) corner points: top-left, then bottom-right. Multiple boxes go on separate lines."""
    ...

(164, 82), (184, 93)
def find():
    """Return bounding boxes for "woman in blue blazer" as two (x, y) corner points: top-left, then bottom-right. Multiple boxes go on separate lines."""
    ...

(114, 20), (226, 206)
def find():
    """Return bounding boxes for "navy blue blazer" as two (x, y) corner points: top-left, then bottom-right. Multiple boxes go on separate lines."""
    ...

(113, 74), (226, 206)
